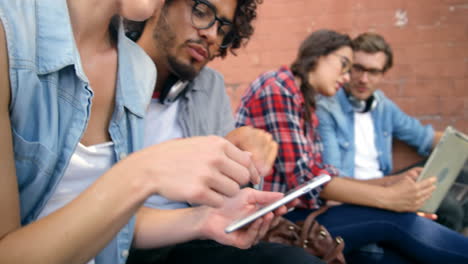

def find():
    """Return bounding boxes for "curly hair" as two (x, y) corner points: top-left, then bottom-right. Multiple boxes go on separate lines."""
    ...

(290, 29), (352, 122)
(219, 0), (263, 58)
(124, 0), (262, 58)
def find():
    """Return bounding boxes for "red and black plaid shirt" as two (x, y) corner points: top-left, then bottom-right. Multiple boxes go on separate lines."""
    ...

(235, 66), (338, 209)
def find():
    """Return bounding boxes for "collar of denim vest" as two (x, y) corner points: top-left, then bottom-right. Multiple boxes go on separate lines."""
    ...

(36, 0), (156, 117)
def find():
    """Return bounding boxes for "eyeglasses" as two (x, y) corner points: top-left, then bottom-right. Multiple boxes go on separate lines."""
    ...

(351, 64), (384, 79)
(331, 54), (352, 74)
(190, 0), (235, 48)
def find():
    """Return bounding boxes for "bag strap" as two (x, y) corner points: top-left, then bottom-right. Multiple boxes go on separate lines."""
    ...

(300, 206), (330, 242)
(323, 237), (345, 262)
(299, 206), (346, 262)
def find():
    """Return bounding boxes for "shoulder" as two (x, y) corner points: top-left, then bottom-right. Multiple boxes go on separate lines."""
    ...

(316, 90), (342, 112)
(0, 16), (10, 108)
(374, 90), (388, 101)
(374, 90), (397, 110)
(254, 69), (298, 99)
(185, 67), (231, 112)
(193, 67), (225, 91)
(189, 67), (226, 101)
(238, 68), (299, 110)
(0, 0), (37, 61)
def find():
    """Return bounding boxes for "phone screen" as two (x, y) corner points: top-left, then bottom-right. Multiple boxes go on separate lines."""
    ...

(224, 174), (331, 233)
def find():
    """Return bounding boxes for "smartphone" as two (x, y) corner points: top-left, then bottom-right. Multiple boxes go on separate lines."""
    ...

(224, 174), (331, 233)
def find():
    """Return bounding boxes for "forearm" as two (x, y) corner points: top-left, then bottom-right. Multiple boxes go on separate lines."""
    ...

(320, 177), (390, 209)
(0, 167), (151, 264)
(132, 206), (207, 249)
(357, 177), (392, 187)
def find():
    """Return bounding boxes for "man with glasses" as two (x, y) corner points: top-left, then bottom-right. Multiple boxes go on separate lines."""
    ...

(317, 30), (463, 262)
(317, 32), (443, 184)
(123, 0), (323, 264)
(316, 32), (466, 260)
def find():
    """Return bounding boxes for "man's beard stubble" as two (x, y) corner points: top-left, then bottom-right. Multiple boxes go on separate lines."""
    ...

(153, 13), (199, 81)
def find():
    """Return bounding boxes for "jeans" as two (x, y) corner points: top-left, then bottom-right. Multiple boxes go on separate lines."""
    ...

(126, 240), (324, 264)
(285, 204), (468, 264)
(394, 158), (468, 232)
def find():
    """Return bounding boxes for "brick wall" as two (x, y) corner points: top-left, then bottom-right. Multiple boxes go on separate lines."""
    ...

(210, 0), (468, 170)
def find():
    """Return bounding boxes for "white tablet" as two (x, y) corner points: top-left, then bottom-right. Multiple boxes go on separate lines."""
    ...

(224, 174), (331, 233)
(417, 126), (468, 213)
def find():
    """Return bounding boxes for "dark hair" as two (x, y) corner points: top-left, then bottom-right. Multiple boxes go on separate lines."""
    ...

(352, 32), (393, 72)
(220, 0), (262, 58)
(290, 29), (352, 122)
(124, 0), (262, 58)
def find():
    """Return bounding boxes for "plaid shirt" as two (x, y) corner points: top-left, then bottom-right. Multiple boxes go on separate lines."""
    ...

(235, 66), (338, 209)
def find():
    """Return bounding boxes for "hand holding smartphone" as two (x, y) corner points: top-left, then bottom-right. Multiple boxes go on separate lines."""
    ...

(224, 174), (331, 233)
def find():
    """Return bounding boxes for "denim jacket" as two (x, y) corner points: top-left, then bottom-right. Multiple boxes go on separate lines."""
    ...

(316, 89), (434, 177)
(0, 0), (156, 263)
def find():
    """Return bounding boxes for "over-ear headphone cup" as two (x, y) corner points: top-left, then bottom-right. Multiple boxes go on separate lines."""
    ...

(347, 93), (378, 113)
(348, 96), (366, 112)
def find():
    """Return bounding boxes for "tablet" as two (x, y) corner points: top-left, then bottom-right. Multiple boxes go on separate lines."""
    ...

(417, 126), (468, 213)
(224, 174), (331, 233)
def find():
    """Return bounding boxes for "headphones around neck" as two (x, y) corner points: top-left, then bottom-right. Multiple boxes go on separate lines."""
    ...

(159, 75), (189, 104)
(346, 92), (378, 113)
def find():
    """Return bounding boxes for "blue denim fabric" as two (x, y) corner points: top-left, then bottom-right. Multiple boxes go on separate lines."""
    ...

(0, 0), (156, 263)
(285, 205), (468, 264)
(316, 89), (434, 177)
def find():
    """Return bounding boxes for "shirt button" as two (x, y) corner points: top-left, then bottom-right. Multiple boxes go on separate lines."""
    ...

(119, 152), (127, 160)
(344, 142), (349, 148)
(383, 132), (388, 137)
(121, 249), (129, 258)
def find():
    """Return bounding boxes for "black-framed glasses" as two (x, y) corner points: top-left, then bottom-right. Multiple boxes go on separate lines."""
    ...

(351, 64), (384, 78)
(332, 53), (352, 74)
(190, 0), (235, 48)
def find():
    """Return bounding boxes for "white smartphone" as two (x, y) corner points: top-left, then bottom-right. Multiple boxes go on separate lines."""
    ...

(224, 174), (331, 233)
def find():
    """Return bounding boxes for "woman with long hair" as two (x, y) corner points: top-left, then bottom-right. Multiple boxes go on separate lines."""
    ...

(236, 29), (468, 263)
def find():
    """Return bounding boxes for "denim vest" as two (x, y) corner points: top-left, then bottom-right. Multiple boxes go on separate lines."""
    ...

(0, 0), (156, 263)
(316, 89), (434, 177)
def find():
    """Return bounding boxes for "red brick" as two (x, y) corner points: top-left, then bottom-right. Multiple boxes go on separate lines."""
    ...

(393, 97), (441, 116)
(384, 25), (468, 45)
(393, 42), (468, 63)
(440, 97), (466, 116)
(208, 0), (468, 158)
(454, 79), (468, 97)
(399, 79), (455, 97)
(353, 0), (406, 11)
(379, 81), (401, 97)
(410, 59), (467, 79)
(454, 119), (468, 134)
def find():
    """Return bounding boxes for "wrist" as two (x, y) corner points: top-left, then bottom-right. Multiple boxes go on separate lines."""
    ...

(382, 176), (393, 187)
(194, 206), (215, 240)
(375, 187), (393, 210)
(114, 154), (155, 203)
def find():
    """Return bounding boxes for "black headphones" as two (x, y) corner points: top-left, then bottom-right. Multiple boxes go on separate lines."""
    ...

(346, 91), (378, 113)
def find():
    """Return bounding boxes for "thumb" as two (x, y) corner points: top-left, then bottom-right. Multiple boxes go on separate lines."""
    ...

(247, 189), (284, 205)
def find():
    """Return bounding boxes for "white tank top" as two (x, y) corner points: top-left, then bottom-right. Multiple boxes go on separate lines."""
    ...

(37, 142), (115, 264)
(38, 142), (115, 218)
